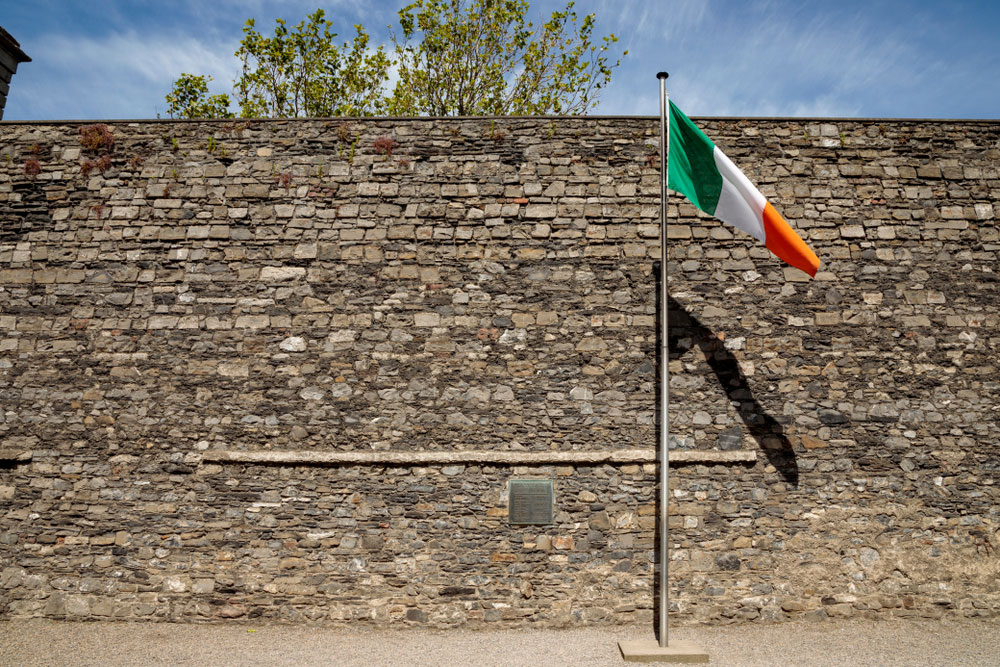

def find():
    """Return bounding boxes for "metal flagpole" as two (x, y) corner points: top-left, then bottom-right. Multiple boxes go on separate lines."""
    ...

(616, 73), (708, 661)
(657, 71), (670, 649)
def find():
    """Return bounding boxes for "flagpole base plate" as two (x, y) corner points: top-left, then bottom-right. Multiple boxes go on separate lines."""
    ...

(618, 639), (709, 663)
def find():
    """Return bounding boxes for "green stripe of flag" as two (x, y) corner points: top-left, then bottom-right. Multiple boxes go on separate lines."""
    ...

(668, 101), (722, 216)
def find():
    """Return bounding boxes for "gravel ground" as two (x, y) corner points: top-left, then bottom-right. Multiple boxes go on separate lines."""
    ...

(2, 617), (999, 666)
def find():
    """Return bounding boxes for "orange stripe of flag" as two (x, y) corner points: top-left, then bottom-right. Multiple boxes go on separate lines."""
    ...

(762, 202), (820, 277)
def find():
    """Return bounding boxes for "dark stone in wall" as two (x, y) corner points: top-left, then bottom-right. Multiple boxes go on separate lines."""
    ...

(717, 427), (742, 451)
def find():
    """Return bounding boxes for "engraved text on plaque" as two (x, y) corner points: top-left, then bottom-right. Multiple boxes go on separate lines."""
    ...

(508, 479), (554, 525)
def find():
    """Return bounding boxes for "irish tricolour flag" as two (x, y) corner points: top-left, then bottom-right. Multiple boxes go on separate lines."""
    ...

(668, 101), (820, 277)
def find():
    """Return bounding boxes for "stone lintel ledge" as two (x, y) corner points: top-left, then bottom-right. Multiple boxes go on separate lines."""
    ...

(199, 449), (757, 466)
(0, 449), (33, 462)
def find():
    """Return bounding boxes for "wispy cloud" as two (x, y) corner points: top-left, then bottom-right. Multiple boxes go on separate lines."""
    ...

(598, 1), (939, 117)
(597, 0), (706, 44)
(9, 31), (240, 119)
(671, 7), (912, 116)
(54, 32), (239, 83)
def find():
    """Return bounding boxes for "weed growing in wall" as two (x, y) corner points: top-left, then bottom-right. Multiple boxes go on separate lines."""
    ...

(81, 155), (113, 176)
(78, 124), (116, 180)
(348, 134), (359, 163)
(333, 124), (361, 164)
(222, 120), (252, 137)
(488, 120), (505, 142)
(79, 124), (115, 153)
(373, 136), (397, 157)
(23, 158), (41, 180)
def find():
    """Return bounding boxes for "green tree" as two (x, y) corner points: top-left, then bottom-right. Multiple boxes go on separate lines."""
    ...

(164, 2), (624, 119)
(165, 74), (233, 119)
(389, 0), (624, 116)
(234, 9), (391, 117)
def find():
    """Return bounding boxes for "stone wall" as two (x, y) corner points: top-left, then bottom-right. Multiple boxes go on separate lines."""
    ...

(0, 115), (997, 626)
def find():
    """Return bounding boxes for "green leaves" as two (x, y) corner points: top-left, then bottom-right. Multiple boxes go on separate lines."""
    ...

(165, 74), (233, 119)
(389, 0), (625, 116)
(234, 10), (391, 118)
(164, 2), (625, 119)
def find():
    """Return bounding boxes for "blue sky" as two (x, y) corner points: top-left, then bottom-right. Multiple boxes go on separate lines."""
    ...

(3, 0), (999, 120)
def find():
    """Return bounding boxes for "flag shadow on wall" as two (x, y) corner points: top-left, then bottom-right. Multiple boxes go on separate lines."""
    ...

(664, 294), (799, 487)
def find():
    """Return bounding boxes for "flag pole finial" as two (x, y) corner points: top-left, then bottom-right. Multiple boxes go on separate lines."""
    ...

(657, 71), (669, 80)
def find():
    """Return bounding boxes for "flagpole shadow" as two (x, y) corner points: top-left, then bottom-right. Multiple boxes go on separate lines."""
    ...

(663, 293), (799, 486)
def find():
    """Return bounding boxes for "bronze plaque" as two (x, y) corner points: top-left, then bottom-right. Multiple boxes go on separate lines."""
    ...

(508, 479), (553, 525)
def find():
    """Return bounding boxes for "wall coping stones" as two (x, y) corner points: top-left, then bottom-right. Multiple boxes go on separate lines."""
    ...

(3, 116), (998, 126)
(199, 449), (757, 466)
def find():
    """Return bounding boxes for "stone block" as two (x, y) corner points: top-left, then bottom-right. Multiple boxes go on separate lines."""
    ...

(0, 269), (32, 283)
(235, 315), (269, 329)
(524, 204), (556, 218)
(413, 312), (440, 327)
(690, 551), (714, 572)
(575, 336), (607, 353)
(218, 361), (249, 377)
(261, 266), (306, 281)
(66, 596), (90, 616)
